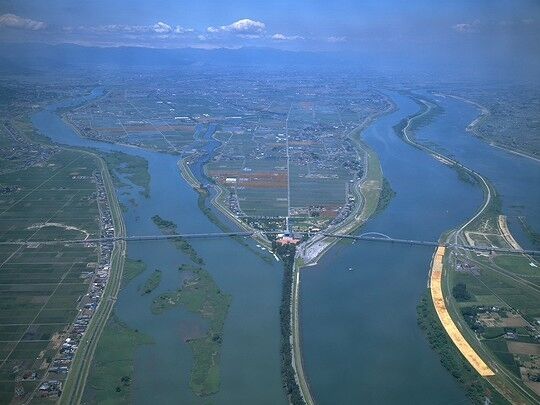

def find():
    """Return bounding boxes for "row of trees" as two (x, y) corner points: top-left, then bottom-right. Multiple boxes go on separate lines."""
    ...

(416, 294), (498, 404)
(274, 242), (306, 405)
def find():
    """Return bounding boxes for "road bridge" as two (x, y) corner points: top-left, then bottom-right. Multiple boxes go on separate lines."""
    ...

(2, 230), (540, 256)
(0, 232), (254, 246)
(323, 233), (540, 256)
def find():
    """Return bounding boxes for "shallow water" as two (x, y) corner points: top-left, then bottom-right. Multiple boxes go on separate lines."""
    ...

(33, 92), (286, 404)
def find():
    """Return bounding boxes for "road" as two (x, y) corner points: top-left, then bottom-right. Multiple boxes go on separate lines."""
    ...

(59, 152), (127, 405)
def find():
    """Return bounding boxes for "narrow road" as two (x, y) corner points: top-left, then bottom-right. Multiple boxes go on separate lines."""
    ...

(59, 152), (127, 405)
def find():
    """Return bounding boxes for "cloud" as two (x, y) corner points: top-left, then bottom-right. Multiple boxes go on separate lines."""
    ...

(452, 20), (480, 33)
(73, 24), (151, 33)
(70, 22), (193, 36)
(153, 22), (172, 33)
(0, 13), (47, 30)
(174, 26), (193, 34)
(326, 36), (346, 43)
(207, 18), (266, 35)
(271, 33), (303, 41)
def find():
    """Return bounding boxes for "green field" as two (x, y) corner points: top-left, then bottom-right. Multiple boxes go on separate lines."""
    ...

(0, 148), (103, 403)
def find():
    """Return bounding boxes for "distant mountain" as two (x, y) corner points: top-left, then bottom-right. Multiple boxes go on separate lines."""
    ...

(0, 42), (536, 83)
(0, 43), (342, 71)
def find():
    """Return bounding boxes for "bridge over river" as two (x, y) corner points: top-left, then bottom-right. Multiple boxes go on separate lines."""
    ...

(2, 230), (540, 256)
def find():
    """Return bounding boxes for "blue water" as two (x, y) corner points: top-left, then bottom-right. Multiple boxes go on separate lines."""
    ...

(300, 93), (479, 404)
(32, 92), (286, 404)
(32, 86), (540, 404)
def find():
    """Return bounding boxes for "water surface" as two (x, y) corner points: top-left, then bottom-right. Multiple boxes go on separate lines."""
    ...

(32, 91), (286, 404)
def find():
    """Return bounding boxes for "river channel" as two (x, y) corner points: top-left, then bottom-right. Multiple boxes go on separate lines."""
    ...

(32, 88), (540, 404)
(32, 90), (286, 404)
(300, 91), (540, 404)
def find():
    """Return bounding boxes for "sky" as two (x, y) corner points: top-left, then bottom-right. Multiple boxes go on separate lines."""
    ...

(0, 0), (539, 62)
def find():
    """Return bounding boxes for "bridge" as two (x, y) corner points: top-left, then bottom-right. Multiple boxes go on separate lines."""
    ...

(2, 230), (540, 256)
(323, 232), (540, 256)
(0, 232), (254, 246)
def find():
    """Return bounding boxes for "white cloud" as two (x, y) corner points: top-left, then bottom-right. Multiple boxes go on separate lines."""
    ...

(153, 22), (172, 33)
(174, 25), (193, 34)
(326, 36), (346, 43)
(69, 22), (193, 36)
(271, 33), (303, 41)
(0, 13), (47, 30)
(452, 20), (480, 33)
(207, 18), (266, 35)
(97, 24), (148, 33)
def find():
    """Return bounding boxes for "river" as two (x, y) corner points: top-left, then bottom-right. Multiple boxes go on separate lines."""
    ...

(32, 90), (286, 404)
(300, 91), (540, 404)
(32, 87), (539, 404)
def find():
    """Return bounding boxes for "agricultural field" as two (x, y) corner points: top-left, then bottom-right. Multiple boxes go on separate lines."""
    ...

(435, 83), (540, 158)
(0, 145), (104, 403)
(64, 72), (392, 234)
(444, 207), (540, 400)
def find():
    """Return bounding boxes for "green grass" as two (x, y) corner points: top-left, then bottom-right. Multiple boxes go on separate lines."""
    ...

(374, 177), (395, 215)
(121, 259), (146, 288)
(151, 266), (231, 397)
(0, 148), (103, 403)
(139, 269), (162, 295)
(102, 151), (151, 197)
(417, 294), (508, 404)
(493, 255), (540, 278)
(151, 215), (205, 265)
(358, 142), (383, 219)
(83, 315), (152, 404)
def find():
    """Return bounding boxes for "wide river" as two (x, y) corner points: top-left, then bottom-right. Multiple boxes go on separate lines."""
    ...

(32, 90), (286, 404)
(32, 89), (539, 404)
(300, 91), (540, 404)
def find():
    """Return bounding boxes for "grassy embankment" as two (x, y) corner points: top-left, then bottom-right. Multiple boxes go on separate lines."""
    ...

(60, 150), (128, 405)
(273, 243), (306, 405)
(151, 214), (204, 265)
(417, 295), (507, 404)
(83, 259), (153, 404)
(152, 264), (231, 397)
(374, 177), (396, 216)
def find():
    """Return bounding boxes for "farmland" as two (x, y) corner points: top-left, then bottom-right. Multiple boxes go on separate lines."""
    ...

(63, 72), (392, 235)
(0, 146), (106, 403)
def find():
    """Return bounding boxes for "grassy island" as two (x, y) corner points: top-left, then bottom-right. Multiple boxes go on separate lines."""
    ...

(139, 269), (162, 295)
(151, 215), (205, 265)
(103, 151), (151, 197)
(152, 265), (231, 397)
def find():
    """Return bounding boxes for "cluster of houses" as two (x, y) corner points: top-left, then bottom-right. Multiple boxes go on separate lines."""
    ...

(1, 121), (58, 175)
(329, 186), (357, 227)
(227, 189), (244, 216)
(35, 172), (114, 399)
